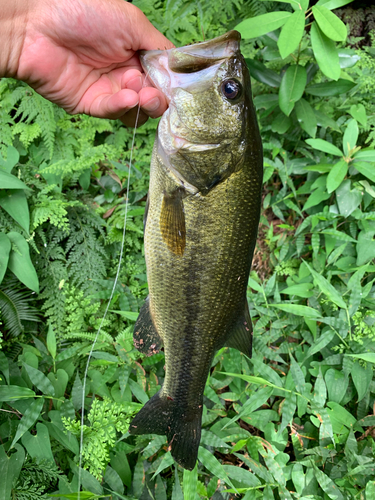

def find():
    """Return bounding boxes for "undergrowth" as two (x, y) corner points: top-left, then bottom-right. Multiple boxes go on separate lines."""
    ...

(1, 0), (375, 499)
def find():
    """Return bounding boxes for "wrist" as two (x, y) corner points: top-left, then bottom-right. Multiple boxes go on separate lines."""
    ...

(0, 1), (30, 78)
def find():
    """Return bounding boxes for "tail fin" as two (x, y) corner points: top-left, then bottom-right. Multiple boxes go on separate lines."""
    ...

(129, 390), (202, 470)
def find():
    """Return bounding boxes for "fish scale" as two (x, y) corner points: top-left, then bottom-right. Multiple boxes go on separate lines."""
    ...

(129, 31), (263, 470)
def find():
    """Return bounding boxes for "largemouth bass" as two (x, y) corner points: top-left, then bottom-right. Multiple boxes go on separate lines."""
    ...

(129, 31), (263, 470)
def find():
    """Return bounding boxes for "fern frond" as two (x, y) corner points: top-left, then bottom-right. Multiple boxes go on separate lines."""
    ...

(64, 331), (113, 344)
(0, 278), (40, 337)
(13, 86), (57, 158)
(66, 207), (108, 292)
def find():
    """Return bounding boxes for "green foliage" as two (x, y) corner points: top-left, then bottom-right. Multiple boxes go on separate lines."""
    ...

(0, 276), (40, 338)
(1, 0), (375, 499)
(62, 397), (137, 479)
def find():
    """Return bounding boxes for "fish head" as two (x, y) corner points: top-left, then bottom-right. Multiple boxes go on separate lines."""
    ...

(141, 31), (257, 194)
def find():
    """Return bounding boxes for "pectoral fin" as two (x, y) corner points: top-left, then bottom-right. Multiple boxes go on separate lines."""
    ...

(133, 296), (162, 356)
(160, 188), (186, 256)
(225, 300), (253, 358)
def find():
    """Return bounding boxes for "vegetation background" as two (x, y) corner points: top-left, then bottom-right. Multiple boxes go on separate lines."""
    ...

(1, 0), (375, 499)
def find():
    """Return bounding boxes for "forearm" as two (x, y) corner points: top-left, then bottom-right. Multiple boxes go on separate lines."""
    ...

(0, 0), (30, 78)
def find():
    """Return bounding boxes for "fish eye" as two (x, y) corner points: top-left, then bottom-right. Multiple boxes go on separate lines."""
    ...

(221, 79), (242, 100)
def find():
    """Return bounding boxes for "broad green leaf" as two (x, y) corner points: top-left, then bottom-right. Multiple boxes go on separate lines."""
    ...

(49, 493), (97, 500)
(263, 0), (305, 9)
(316, 0), (354, 10)
(295, 98), (317, 137)
(235, 12), (292, 39)
(312, 6), (347, 41)
(172, 466), (184, 500)
(338, 48), (360, 68)
(303, 189), (330, 211)
(183, 463), (198, 500)
(308, 330), (335, 359)
(313, 369), (327, 407)
(0, 444), (25, 500)
(110, 310), (138, 321)
(327, 402), (357, 428)
(303, 261), (346, 308)
(201, 429), (228, 448)
(311, 22), (341, 80)
(47, 324), (57, 359)
(45, 421), (79, 454)
(353, 161), (375, 183)
(290, 354), (306, 394)
(79, 168), (91, 190)
(7, 232), (39, 293)
(248, 278), (263, 292)
(305, 138), (342, 156)
(0, 146), (20, 173)
(357, 416), (375, 427)
(0, 385), (36, 401)
(271, 112), (292, 134)
(47, 369), (69, 403)
(326, 159), (348, 193)
(23, 363), (55, 396)
(254, 94), (279, 110)
(11, 397), (44, 448)
(0, 190), (30, 234)
(325, 369), (348, 404)
(223, 464), (260, 487)
(0, 352), (10, 384)
(222, 386), (274, 428)
(218, 371), (284, 393)
(350, 103), (367, 126)
(277, 10), (305, 59)
(312, 463), (344, 499)
(246, 59), (281, 88)
(0, 233), (11, 284)
(270, 303), (321, 319)
(0, 170), (30, 190)
(279, 65), (307, 116)
(321, 230), (356, 243)
(151, 451), (174, 479)
(343, 119), (358, 155)
(22, 422), (54, 462)
(366, 482), (375, 499)
(291, 464), (305, 495)
(335, 180), (362, 217)
(128, 378), (148, 404)
(305, 79), (356, 96)
(198, 446), (236, 490)
(104, 466), (124, 495)
(282, 283), (313, 298)
(351, 361), (372, 401)
(347, 353), (375, 364)
(353, 148), (375, 162)
(314, 109), (340, 130)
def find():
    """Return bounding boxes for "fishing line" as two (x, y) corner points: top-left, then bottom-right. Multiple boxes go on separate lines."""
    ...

(77, 93), (143, 498)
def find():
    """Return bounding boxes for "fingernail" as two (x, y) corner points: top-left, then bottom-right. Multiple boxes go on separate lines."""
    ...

(144, 97), (160, 112)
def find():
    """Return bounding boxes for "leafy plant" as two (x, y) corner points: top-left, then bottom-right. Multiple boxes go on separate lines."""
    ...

(1, 0), (375, 499)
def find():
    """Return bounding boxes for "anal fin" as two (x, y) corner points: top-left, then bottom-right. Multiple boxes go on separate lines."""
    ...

(133, 296), (162, 356)
(225, 300), (253, 358)
(160, 188), (186, 256)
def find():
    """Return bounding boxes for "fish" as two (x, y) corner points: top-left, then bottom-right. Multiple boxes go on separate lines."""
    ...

(129, 30), (263, 470)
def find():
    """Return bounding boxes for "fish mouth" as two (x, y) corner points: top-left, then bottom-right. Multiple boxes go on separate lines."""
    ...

(140, 31), (241, 99)
(173, 138), (221, 152)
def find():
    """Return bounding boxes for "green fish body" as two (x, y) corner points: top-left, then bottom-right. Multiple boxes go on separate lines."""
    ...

(129, 31), (263, 470)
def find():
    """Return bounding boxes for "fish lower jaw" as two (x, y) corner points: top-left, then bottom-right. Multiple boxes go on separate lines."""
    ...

(169, 136), (221, 153)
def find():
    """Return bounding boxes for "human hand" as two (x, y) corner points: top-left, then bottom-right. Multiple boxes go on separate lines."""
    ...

(2, 0), (174, 126)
